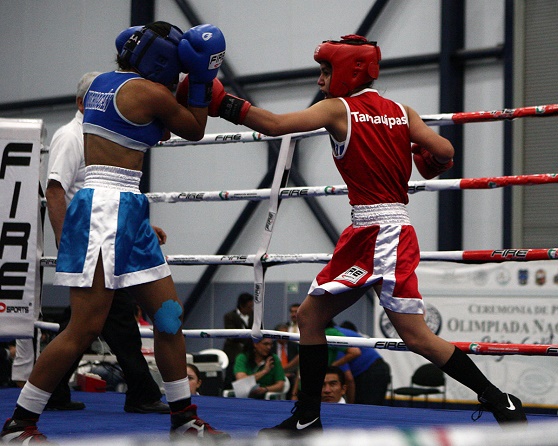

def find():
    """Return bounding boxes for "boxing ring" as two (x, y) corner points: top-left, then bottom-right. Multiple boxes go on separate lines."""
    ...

(36, 104), (558, 358)
(2, 104), (558, 444)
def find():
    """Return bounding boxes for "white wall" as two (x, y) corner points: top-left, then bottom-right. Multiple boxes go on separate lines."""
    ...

(0, 0), (508, 285)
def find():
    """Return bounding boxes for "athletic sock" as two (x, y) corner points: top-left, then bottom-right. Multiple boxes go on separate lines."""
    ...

(12, 405), (40, 423)
(14, 382), (51, 418)
(298, 344), (328, 400)
(163, 378), (191, 413)
(169, 399), (192, 414)
(440, 346), (500, 397)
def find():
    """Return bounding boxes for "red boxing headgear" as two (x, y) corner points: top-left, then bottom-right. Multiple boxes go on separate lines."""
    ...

(314, 34), (381, 97)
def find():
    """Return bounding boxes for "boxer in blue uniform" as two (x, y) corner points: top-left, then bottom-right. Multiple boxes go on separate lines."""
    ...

(2, 21), (228, 442)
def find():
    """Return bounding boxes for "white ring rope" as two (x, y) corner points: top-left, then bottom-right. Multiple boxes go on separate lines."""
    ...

(32, 323), (558, 357)
(38, 173), (558, 208)
(144, 173), (558, 204)
(157, 128), (327, 147)
(40, 248), (558, 268)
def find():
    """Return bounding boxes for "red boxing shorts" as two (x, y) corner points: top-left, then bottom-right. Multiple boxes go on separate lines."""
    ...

(308, 203), (424, 315)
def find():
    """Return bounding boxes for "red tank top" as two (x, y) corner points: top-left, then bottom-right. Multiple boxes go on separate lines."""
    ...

(331, 89), (411, 205)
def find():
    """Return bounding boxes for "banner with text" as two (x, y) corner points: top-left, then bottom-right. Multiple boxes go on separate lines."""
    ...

(0, 119), (45, 340)
(375, 260), (558, 407)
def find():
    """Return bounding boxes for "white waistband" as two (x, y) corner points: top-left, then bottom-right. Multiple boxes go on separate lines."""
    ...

(84, 165), (142, 192)
(351, 203), (411, 227)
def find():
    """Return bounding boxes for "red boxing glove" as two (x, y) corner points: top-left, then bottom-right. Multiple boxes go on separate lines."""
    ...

(176, 77), (189, 106)
(208, 78), (225, 117)
(412, 144), (453, 179)
(176, 76), (251, 124)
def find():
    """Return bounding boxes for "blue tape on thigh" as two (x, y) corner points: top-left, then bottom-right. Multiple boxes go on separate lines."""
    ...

(153, 300), (183, 334)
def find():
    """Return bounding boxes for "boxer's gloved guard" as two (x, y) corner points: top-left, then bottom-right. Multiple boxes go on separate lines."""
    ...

(412, 143), (453, 179)
(178, 24), (226, 107)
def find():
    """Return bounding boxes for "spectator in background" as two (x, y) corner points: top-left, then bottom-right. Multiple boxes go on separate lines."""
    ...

(135, 305), (151, 326)
(274, 323), (298, 398)
(321, 366), (347, 404)
(11, 338), (36, 390)
(340, 320), (364, 335)
(284, 306), (301, 365)
(325, 322), (360, 404)
(233, 339), (286, 399)
(0, 342), (16, 388)
(222, 293), (254, 389)
(287, 303), (300, 334)
(285, 304), (301, 397)
(334, 321), (391, 405)
(274, 324), (291, 370)
(293, 323), (359, 402)
(187, 364), (202, 396)
(135, 305), (154, 353)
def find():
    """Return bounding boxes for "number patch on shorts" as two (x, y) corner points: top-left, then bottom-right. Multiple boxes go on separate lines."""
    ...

(334, 265), (368, 284)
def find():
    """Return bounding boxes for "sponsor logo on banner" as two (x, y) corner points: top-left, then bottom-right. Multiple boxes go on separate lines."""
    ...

(0, 120), (43, 339)
(496, 268), (511, 285)
(535, 269), (546, 286)
(518, 269), (528, 285)
(0, 304), (29, 313)
(379, 303), (442, 337)
(473, 271), (489, 286)
(424, 304), (443, 334)
(377, 261), (558, 406)
(1, 142), (34, 302)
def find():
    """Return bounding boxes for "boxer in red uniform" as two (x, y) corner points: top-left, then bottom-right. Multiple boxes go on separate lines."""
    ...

(182, 34), (527, 434)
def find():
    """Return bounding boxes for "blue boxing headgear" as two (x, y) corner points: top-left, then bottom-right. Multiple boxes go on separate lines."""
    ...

(115, 26), (142, 54)
(119, 21), (183, 86)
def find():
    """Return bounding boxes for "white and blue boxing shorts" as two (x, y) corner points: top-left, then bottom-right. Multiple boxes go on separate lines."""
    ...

(54, 165), (171, 289)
